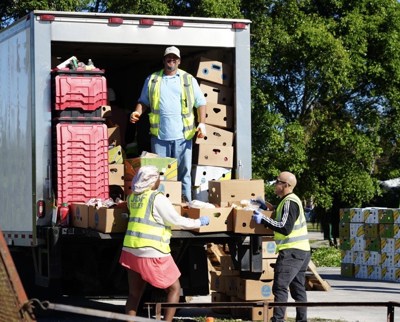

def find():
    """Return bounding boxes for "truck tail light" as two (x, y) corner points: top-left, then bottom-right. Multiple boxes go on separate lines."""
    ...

(39, 15), (55, 22)
(37, 200), (45, 218)
(108, 17), (124, 25)
(170, 20), (184, 28)
(140, 19), (154, 26)
(232, 22), (246, 30)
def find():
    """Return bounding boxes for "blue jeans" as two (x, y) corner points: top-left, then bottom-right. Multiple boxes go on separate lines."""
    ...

(151, 137), (192, 202)
(272, 249), (311, 322)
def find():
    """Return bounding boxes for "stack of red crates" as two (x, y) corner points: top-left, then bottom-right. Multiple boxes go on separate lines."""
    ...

(53, 70), (109, 206)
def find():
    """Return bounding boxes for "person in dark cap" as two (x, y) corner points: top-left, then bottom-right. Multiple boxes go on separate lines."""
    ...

(119, 165), (209, 321)
(130, 46), (207, 202)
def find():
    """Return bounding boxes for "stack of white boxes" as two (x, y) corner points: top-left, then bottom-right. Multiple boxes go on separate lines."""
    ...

(339, 207), (400, 281)
(192, 57), (235, 201)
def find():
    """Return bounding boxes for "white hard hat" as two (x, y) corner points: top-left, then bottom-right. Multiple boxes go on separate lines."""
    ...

(164, 46), (180, 58)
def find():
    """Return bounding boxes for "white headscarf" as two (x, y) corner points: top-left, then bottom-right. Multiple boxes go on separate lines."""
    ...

(131, 165), (160, 194)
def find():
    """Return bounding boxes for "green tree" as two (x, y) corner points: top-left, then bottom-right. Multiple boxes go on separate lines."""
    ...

(0, 0), (91, 28)
(247, 0), (400, 212)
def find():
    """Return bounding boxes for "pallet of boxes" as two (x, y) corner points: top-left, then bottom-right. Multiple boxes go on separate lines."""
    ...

(339, 207), (400, 282)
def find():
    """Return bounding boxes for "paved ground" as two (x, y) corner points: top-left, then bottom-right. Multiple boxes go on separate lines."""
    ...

(177, 231), (400, 322)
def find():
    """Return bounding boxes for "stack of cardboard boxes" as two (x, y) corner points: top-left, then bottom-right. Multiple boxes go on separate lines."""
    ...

(192, 57), (235, 201)
(210, 236), (278, 321)
(339, 207), (400, 282)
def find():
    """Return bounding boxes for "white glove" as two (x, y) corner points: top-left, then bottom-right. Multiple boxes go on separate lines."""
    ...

(196, 123), (206, 138)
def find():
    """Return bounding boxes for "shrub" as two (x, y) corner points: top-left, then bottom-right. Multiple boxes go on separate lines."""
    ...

(311, 247), (341, 267)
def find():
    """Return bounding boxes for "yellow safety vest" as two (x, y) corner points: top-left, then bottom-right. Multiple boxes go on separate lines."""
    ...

(274, 193), (310, 252)
(148, 69), (196, 140)
(123, 190), (171, 254)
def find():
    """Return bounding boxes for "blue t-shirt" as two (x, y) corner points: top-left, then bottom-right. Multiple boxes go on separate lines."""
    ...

(138, 70), (206, 140)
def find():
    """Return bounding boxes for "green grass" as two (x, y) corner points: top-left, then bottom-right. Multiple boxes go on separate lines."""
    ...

(311, 246), (341, 267)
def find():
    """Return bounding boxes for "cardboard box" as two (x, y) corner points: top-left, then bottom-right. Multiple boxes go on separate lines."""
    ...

(380, 238), (395, 253)
(363, 208), (379, 223)
(192, 184), (209, 202)
(379, 224), (394, 238)
(195, 124), (234, 146)
(210, 272), (225, 293)
(230, 295), (274, 321)
(200, 81), (233, 105)
(181, 207), (233, 232)
(125, 155), (178, 181)
(124, 180), (132, 197)
(382, 267), (396, 281)
(89, 205), (129, 233)
(380, 252), (394, 267)
(108, 126), (121, 147)
(101, 105), (112, 117)
(364, 251), (381, 266)
(194, 144), (234, 168)
(339, 222), (350, 238)
(233, 209), (274, 235)
(211, 292), (230, 314)
(205, 104), (233, 129)
(108, 145), (124, 164)
(196, 57), (233, 86)
(341, 250), (355, 264)
(225, 276), (240, 296)
(260, 258), (276, 280)
(124, 159), (138, 181)
(364, 237), (381, 252)
(261, 237), (278, 258)
(231, 301), (274, 322)
(208, 179), (265, 205)
(158, 180), (182, 204)
(70, 203), (89, 228)
(349, 223), (364, 238)
(192, 165), (232, 186)
(220, 255), (240, 276)
(364, 223), (379, 238)
(341, 263), (355, 277)
(237, 278), (274, 301)
(108, 164), (125, 185)
(378, 208), (394, 223)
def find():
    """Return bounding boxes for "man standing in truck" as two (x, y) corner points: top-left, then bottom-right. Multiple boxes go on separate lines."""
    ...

(252, 171), (311, 322)
(130, 46), (207, 202)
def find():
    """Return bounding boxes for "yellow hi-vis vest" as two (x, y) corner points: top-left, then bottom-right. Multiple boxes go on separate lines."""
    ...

(148, 69), (196, 140)
(274, 193), (310, 252)
(123, 190), (171, 254)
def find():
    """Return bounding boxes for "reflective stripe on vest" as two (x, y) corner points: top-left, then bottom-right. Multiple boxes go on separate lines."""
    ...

(274, 193), (310, 252)
(148, 69), (196, 140)
(123, 190), (171, 253)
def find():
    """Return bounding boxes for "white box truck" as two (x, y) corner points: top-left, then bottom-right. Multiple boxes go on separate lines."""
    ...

(0, 10), (254, 296)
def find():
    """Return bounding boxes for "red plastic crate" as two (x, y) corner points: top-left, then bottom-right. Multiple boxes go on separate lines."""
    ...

(54, 74), (107, 110)
(56, 123), (109, 205)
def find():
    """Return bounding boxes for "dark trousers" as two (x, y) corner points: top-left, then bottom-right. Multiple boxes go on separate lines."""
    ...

(272, 248), (311, 322)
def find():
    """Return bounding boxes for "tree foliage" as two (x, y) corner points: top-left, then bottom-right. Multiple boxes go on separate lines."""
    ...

(247, 0), (400, 213)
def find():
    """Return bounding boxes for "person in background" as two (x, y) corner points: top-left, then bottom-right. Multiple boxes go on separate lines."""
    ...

(119, 165), (209, 321)
(252, 171), (310, 322)
(130, 46), (207, 202)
